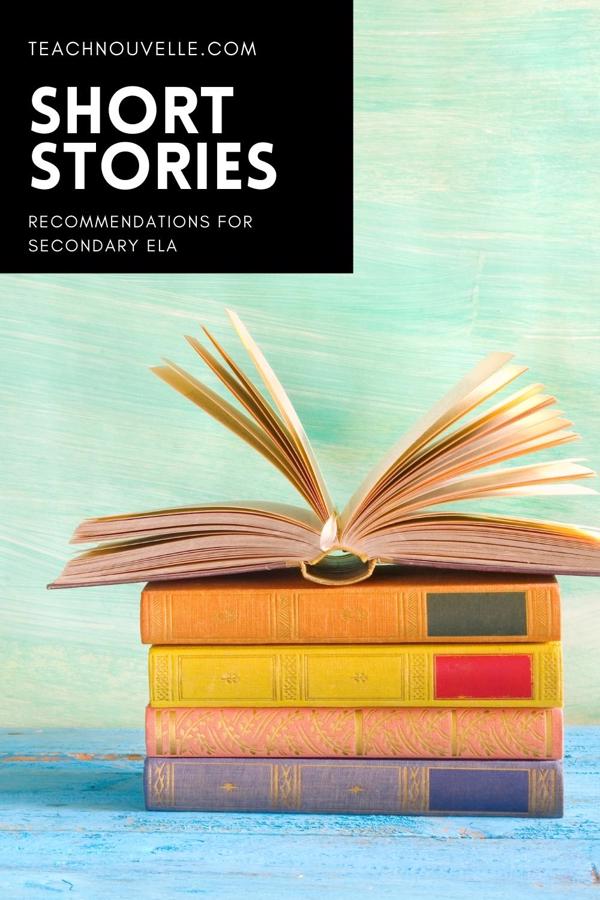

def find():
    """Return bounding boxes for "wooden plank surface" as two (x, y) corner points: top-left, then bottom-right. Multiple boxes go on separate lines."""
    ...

(0, 727), (598, 898)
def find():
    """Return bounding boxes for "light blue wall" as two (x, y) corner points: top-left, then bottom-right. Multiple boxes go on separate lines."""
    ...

(2, 1), (600, 724)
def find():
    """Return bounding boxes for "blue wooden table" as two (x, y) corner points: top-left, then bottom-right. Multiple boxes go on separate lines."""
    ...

(1, 728), (598, 899)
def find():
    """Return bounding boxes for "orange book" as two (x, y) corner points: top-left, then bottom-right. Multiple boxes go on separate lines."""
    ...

(140, 570), (560, 644)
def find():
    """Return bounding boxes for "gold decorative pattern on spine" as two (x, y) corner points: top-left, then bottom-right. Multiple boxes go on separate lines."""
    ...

(274, 594), (298, 640)
(406, 653), (428, 702)
(528, 587), (550, 640)
(528, 766), (556, 814)
(153, 654), (171, 702)
(540, 647), (561, 705)
(354, 709), (364, 756)
(149, 595), (169, 641)
(401, 590), (423, 640)
(155, 709), (163, 755)
(168, 710), (177, 755)
(450, 709), (458, 757)
(271, 764), (301, 809)
(398, 765), (429, 812)
(279, 654), (300, 700)
(151, 761), (175, 807)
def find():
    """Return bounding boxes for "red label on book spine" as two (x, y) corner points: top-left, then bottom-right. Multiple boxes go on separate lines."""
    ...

(434, 655), (533, 699)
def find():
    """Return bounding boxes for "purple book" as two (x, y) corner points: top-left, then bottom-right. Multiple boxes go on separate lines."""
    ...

(144, 757), (563, 817)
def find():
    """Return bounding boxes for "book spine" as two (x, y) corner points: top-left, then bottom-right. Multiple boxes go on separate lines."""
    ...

(144, 757), (563, 817)
(145, 706), (563, 759)
(148, 643), (563, 708)
(140, 581), (560, 643)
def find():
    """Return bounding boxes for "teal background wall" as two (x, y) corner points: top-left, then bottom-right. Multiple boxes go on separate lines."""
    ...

(2, 1), (600, 725)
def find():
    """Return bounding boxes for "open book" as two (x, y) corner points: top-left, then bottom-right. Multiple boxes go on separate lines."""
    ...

(50, 310), (600, 588)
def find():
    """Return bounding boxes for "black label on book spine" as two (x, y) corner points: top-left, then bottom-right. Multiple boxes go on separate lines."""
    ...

(425, 591), (527, 637)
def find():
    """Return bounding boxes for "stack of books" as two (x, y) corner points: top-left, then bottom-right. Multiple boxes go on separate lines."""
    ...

(142, 568), (563, 816)
(51, 315), (590, 818)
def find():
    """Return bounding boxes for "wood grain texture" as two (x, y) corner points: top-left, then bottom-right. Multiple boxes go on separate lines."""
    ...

(0, 727), (598, 898)
(2, 0), (600, 724)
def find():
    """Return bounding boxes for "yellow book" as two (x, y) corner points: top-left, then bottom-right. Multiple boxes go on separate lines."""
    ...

(149, 642), (562, 708)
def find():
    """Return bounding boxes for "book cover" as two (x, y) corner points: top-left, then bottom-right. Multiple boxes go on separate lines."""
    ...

(145, 706), (563, 760)
(144, 757), (563, 817)
(140, 570), (560, 644)
(148, 642), (562, 708)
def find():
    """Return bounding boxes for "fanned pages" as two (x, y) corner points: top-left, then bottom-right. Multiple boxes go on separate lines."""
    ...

(50, 312), (600, 588)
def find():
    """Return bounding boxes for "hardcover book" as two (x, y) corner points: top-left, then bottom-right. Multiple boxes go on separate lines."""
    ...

(145, 706), (563, 760)
(144, 757), (563, 817)
(148, 642), (562, 708)
(50, 311), (600, 589)
(140, 570), (560, 644)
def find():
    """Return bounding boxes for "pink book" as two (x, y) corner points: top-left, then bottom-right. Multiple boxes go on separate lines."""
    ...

(146, 706), (563, 760)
